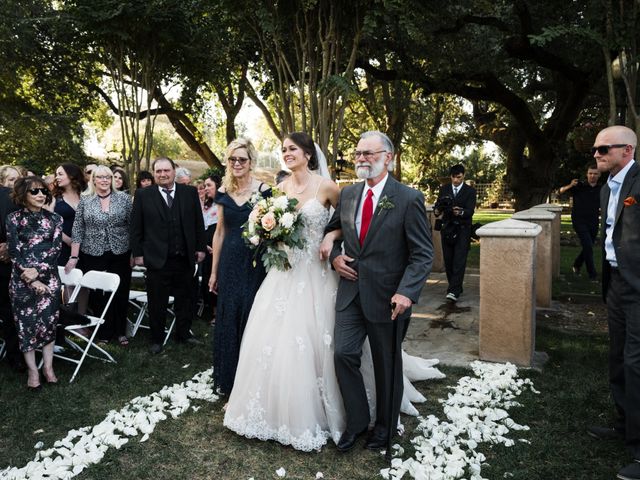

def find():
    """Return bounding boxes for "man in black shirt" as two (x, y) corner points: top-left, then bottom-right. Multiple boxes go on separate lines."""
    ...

(559, 164), (602, 280)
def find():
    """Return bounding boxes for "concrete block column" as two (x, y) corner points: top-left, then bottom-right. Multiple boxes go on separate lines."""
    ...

(476, 219), (541, 366)
(425, 205), (444, 273)
(512, 208), (555, 308)
(532, 203), (563, 278)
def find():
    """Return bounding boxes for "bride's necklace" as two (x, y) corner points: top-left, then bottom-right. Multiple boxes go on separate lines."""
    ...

(291, 173), (312, 194)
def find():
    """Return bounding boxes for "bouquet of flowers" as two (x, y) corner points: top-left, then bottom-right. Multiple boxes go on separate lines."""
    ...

(241, 189), (305, 271)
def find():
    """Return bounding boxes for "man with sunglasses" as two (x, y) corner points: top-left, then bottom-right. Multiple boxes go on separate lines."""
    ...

(558, 164), (602, 280)
(587, 126), (640, 480)
(130, 157), (206, 355)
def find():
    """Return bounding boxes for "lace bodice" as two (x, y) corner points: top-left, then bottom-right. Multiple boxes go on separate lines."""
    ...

(287, 199), (330, 268)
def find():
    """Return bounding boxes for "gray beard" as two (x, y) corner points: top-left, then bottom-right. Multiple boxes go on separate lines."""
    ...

(355, 160), (385, 179)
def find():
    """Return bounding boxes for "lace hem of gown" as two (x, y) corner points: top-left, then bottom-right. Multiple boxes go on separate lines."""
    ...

(223, 392), (331, 452)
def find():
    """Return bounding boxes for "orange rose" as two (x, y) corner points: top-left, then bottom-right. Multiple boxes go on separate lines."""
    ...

(624, 196), (638, 207)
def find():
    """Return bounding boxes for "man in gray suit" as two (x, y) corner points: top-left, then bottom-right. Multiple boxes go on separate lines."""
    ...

(325, 131), (433, 452)
(587, 126), (640, 480)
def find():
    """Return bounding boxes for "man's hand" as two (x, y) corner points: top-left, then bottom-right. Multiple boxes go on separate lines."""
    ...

(390, 293), (412, 321)
(331, 254), (357, 281)
(134, 256), (144, 266)
(196, 251), (205, 263)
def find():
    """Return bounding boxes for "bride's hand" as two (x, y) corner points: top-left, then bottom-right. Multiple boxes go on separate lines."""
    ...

(319, 236), (333, 260)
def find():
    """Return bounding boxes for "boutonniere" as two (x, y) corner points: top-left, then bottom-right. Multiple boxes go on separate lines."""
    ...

(623, 194), (640, 207)
(378, 195), (395, 213)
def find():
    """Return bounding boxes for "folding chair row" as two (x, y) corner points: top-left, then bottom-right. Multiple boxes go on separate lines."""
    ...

(53, 267), (120, 383)
(128, 291), (176, 346)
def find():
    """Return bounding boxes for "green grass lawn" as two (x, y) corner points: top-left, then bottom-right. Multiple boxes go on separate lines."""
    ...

(0, 316), (622, 480)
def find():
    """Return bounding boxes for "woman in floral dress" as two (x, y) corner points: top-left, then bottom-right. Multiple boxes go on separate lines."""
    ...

(7, 176), (63, 389)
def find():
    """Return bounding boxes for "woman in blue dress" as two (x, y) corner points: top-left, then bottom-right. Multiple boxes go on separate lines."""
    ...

(208, 138), (270, 395)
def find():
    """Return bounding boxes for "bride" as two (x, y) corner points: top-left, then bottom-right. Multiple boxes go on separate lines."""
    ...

(223, 132), (443, 452)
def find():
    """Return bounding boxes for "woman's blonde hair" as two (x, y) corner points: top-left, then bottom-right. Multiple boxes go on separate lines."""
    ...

(83, 165), (116, 196)
(222, 138), (258, 193)
(0, 165), (21, 187)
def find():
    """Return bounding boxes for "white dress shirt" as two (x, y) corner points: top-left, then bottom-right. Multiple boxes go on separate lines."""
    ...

(355, 173), (389, 238)
(604, 159), (635, 267)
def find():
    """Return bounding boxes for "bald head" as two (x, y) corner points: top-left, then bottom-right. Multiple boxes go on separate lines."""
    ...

(593, 126), (636, 176)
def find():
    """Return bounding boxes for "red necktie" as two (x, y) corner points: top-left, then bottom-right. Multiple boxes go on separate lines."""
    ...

(359, 189), (374, 246)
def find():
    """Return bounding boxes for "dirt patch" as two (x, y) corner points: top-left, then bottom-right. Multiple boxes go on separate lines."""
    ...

(537, 298), (608, 335)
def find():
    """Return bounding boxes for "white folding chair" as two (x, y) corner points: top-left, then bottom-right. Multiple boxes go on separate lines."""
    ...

(129, 293), (176, 345)
(54, 270), (120, 383)
(58, 266), (83, 301)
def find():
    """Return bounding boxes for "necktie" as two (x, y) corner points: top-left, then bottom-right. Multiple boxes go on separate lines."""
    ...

(359, 189), (374, 246)
(163, 188), (173, 208)
(453, 186), (459, 196)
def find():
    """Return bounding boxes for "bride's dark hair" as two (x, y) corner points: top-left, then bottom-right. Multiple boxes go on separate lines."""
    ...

(284, 132), (318, 171)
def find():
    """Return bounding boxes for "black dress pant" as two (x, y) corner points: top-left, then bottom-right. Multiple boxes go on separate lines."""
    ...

(572, 221), (598, 278)
(81, 250), (132, 340)
(607, 268), (640, 459)
(145, 255), (194, 345)
(441, 224), (472, 297)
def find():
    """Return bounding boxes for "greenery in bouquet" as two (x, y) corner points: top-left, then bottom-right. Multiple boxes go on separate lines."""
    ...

(241, 188), (305, 271)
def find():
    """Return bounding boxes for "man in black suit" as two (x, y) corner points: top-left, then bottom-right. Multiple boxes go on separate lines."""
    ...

(587, 126), (640, 480)
(434, 164), (477, 302)
(130, 157), (206, 354)
(0, 184), (24, 371)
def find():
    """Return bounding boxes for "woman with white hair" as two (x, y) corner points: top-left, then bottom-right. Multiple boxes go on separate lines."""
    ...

(67, 165), (133, 346)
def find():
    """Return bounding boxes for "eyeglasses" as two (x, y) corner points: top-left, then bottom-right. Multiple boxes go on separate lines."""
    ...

(228, 157), (250, 166)
(28, 188), (48, 195)
(351, 150), (387, 160)
(95, 175), (112, 180)
(591, 144), (628, 155)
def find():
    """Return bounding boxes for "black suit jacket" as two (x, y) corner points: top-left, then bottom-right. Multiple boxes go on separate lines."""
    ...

(435, 183), (477, 225)
(600, 162), (640, 301)
(130, 183), (205, 269)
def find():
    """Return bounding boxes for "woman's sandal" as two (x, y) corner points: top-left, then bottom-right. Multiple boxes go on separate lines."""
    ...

(118, 336), (129, 346)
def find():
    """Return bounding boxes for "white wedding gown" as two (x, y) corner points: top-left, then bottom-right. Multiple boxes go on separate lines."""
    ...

(223, 198), (444, 452)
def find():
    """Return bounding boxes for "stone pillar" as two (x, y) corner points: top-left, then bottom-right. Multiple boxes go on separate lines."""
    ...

(512, 208), (555, 308)
(476, 219), (541, 366)
(425, 205), (444, 273)
(532, 203), (563, 278)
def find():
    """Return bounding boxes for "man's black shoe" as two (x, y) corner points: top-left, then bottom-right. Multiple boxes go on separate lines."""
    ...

(183, 337), (203, 346)
(365, 431), (389, 450)
(618, 460), (640, 480)
(149, 343), (163, 355)
(336, 428), (367, 452)
(587, 425), (624, 440)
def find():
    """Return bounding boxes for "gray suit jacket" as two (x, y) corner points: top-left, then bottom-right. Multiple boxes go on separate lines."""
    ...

(326, 175), (433, 322)
(600, 161), (640, 300)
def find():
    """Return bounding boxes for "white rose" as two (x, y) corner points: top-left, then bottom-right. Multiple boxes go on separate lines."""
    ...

(273, 195), (289, 210)
(249, 235), (260, 246)
(279, 212), (295, 229)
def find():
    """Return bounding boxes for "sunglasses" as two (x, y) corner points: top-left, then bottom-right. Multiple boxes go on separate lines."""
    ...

(228, 156), (249, 166)
(591, 144), (628, 155)
(28, 187), (48, 195)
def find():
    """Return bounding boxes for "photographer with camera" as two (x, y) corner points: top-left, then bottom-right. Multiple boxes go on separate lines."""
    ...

(558, 164), (601, 280)
(434, 164), (476, 302)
